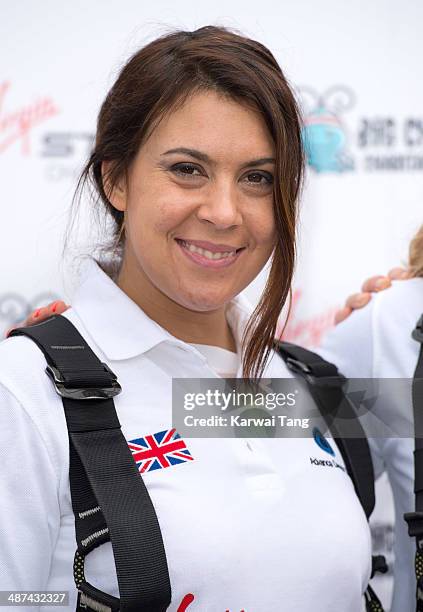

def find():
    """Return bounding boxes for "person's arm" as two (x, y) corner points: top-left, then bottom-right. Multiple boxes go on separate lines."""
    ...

(0, 381), (60, 595)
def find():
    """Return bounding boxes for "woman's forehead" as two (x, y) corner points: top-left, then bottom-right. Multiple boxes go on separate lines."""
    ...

(142, 90), (275, 160)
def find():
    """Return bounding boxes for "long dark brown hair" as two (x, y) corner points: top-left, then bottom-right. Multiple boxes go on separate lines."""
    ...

(72, 25), (305, 382)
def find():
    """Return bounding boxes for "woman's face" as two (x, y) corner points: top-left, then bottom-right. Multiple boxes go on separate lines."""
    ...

(108, 89), (277, 312)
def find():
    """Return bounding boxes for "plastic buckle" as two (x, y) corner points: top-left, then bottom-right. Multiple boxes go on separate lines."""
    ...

(285, 357), (317, 385)
(285, 357), (346, 388)
(413, 315), (423, 343)
(404, 511), (423, 540)
(77, 586), (114, 612)
(46, 364), (122, 400)
(371, 554), (388, 578)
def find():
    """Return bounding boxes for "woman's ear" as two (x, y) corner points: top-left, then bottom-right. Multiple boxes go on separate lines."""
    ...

(101, 161), (127, 212)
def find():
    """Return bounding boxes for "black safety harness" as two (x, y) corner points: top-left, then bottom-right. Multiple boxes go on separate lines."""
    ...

(9, 315), (387, 612)
(405, 314), (423, 611)
(10, 316), (171, 612)
(277, 341), (387, 612)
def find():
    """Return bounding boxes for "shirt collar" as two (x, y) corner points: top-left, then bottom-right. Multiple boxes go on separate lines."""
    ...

(70, 257), (255, 362)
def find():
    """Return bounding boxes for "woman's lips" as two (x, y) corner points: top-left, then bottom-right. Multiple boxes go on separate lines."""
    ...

(175, 238), (245, 269)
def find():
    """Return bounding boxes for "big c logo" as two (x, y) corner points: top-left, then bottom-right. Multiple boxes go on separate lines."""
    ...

(299, 85), (355, 173)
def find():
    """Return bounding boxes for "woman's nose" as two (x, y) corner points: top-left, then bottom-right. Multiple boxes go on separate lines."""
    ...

(196, 182), (242, 229)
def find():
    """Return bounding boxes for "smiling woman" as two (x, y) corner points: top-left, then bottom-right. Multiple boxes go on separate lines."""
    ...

(103, 90), (278, 357)
(0, 24), (380, 612)
(72, 26), (304, 381)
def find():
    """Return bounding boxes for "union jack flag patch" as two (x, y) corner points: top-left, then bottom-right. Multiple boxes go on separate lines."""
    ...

(128, 428), (194, 474)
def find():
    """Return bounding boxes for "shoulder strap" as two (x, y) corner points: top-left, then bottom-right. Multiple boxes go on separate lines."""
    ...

(276, 340), (376, 518)
(404, 314), (423, 611)
(9, 315), (171, 612)
(275, 340), (386, 612)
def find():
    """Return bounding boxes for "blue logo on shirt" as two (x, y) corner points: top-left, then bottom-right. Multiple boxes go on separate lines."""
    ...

(313, 427), (335, 456)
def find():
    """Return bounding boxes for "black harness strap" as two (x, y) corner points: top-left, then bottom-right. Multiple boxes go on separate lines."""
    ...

(276, 341), (376, 517)
(275, 340), (386, 612)
(9, 315), (172, 612)
(404, 314), (423, 611)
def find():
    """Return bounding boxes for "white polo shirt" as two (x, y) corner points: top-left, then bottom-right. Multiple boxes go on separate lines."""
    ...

(317, 277), (423, 612)
(190, 343), (240, 378)
(0, 258), (372, 611)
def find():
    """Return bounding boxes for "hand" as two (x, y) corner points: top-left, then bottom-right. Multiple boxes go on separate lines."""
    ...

(5, 300), (70, 338)
(334, 267), (412, 325)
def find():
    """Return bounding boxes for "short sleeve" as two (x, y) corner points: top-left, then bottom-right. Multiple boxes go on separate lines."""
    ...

(315, 299), (375, 379)
(0, 381), (60, 592)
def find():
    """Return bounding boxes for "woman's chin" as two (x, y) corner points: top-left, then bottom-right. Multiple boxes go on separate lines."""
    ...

(175, 291), (232, 313)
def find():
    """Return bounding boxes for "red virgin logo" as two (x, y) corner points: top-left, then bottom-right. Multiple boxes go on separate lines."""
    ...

(176, 592), (246, 611)
(278, 288), (338, 347)
(177, 593), (195, 611)
(0, 81), (58, 155)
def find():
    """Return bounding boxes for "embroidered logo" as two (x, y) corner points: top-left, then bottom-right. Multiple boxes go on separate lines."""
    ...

(312, 427), (335, 456)
(128, 428), (194, 473)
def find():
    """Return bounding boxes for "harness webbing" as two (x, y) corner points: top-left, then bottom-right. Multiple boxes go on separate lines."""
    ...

(9, 315), (171, 612)
(275, 340), (386, 612)
(404, 314), (423, 611)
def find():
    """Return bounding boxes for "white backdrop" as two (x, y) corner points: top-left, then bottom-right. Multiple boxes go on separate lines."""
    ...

(2, 1), (423, 608)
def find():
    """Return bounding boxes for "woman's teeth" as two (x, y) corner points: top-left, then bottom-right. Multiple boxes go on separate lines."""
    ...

(179, 240), (236, 260)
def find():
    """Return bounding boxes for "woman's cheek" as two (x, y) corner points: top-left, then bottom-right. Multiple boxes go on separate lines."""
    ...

(151, 200), (188, 234)
(252, 218), (277, 252)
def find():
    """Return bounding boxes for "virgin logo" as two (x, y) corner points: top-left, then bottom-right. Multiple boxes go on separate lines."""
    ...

(176, 593), (245, 612)
(0, 81), (58, 155)
(176, 594), (195, 611)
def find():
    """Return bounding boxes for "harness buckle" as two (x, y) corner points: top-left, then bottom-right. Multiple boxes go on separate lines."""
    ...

(412, 315), (423, 343)
(371, 554), (388, 578)
(76, 583), (120, 612)
(404, 511), (423, 541)
(77, 588), (114, 612)
(46, 363), (122, 400)
(285, 357), (346, 388)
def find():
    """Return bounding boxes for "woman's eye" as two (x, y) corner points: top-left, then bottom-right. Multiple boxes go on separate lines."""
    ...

(169, 164), (273, 188)
(171, 163), (203, 177)
(244, 172), (274, 187)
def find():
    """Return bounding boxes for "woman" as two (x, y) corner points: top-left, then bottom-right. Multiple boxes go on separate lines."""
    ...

(0, 26), (374, 611)
(317, 224), (423, 612)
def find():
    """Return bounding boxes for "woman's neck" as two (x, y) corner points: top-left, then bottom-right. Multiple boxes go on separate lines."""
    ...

(117, 258), (237, 353)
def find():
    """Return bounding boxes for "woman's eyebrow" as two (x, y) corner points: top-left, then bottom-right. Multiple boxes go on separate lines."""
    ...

(161, 147), (275, 168)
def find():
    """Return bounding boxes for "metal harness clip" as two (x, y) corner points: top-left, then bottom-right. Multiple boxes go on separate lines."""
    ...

(285, 357), (346, 388)
(46, 363), (122, 400)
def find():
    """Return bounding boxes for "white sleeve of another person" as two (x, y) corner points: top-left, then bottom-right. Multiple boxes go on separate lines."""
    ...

(314, 298), (386, 479)
(0, 381), (59, 593)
